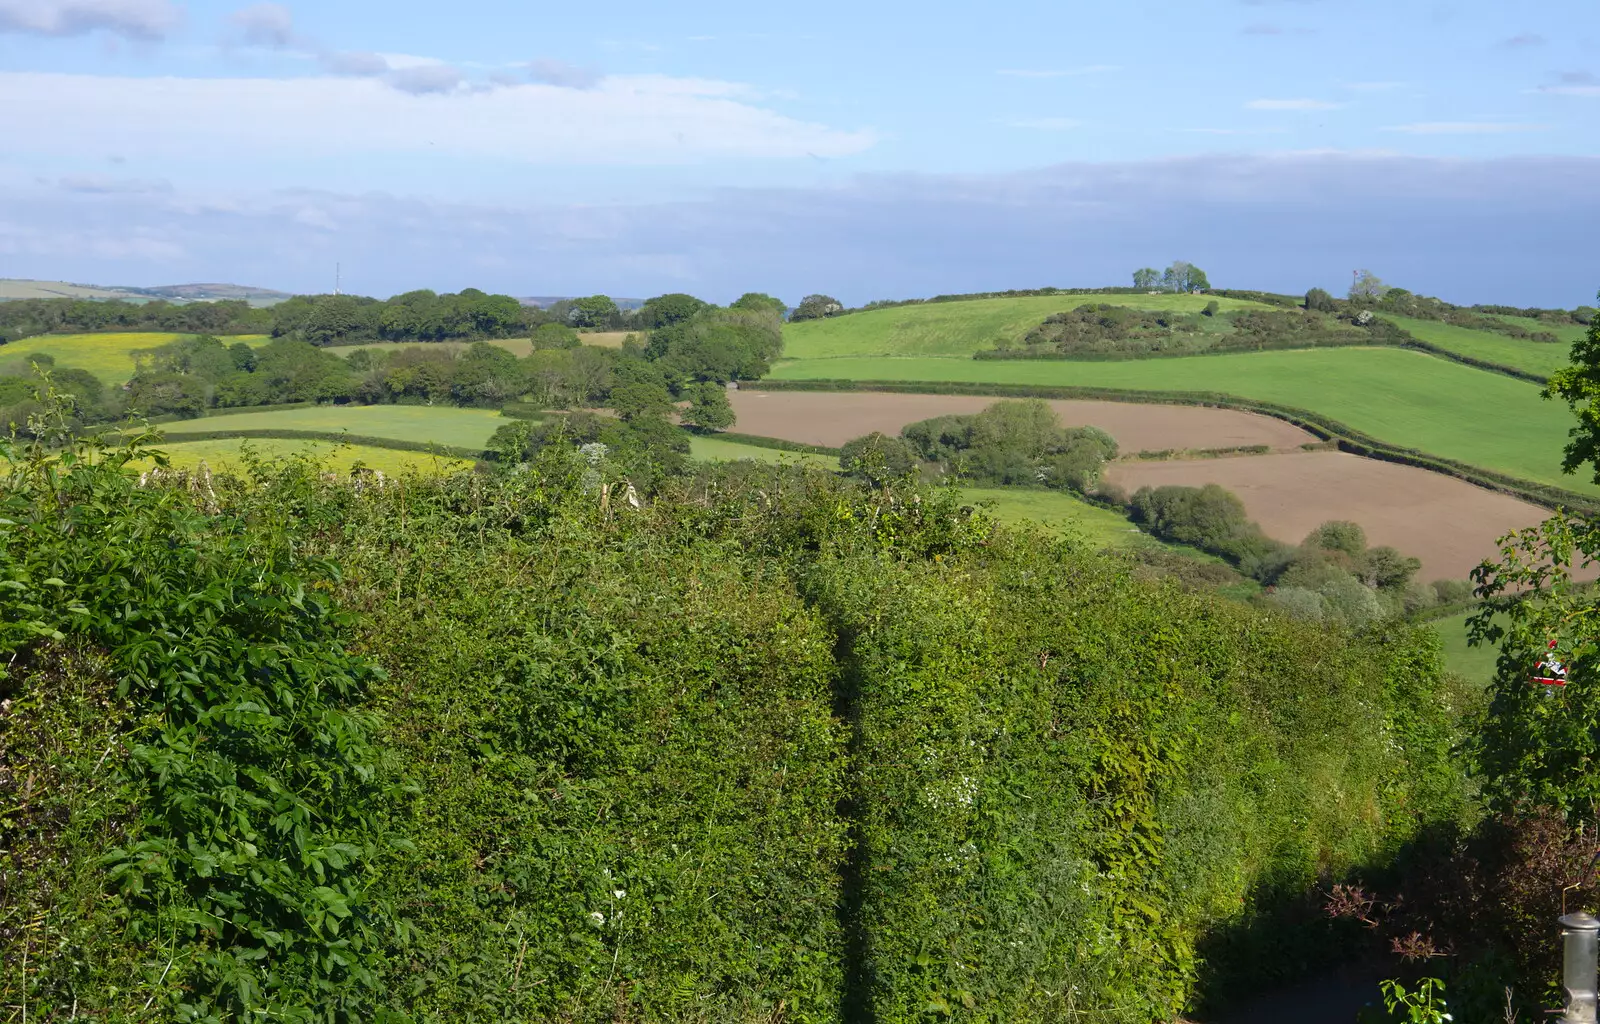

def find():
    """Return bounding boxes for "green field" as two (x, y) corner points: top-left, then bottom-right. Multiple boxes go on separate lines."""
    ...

(957, 485), (1152, 547)
(781, 294), (1275, 360)
(332, 338), (538, 359)
(170, 404), (508, 449)
(1385, 316), (1572, 378)
(1431, 609), (1500, 685)
(1490, 315), (1589, 346)
(0, 332), (271, 383)
(146, 437), (475, 475)
(769, 347), (1596, 493)
(688, 435), (837, 468)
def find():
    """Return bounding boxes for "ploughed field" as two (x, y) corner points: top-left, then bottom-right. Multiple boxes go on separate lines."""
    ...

(728, 389), (1316, 451)
(767, 348), (1596, 494)
(1105, 451), (1550, 582)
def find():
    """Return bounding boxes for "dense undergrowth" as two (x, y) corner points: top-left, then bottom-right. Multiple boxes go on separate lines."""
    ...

(0, 420), (1474, 1022)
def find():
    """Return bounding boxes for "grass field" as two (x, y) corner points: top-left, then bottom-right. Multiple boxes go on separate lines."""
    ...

(331, 338), (537, 359)
(170, 404), (508, 449)
(781, 294), (1276, 361)
(769, 347), (1596, 494)
(1431, 609), (1499, 685)
(688, 435), (837, 468)
(1490, 315), (1589, 346)
(1384, 316), (1572, 378)
(0, 332), (271, 383)
(146, 437), (474, 476)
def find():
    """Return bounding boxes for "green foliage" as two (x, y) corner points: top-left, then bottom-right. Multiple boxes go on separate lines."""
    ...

(789, 294), (845, 322)
(890, 399), (1118, 491)
(638, 292), (710, 328)
(0, 296), (271, 342)
(993, 304), (1369, 360)
(1543, 304), (1600, 482)
(568, 295), (622, 329)
(0, 417), (399, 1019)
(681, 382), (736, 431)
(645, 306), (785, 384)
(838, 431), (919, 486)
(1305, 287), (1337, 313)
(271, 288), (534, 346)
(4, 399), (1472, 1023)
(1374, 978), (1450, 1024)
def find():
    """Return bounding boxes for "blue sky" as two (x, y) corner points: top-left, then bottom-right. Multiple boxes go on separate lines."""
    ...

(0, 0), (1596, 305)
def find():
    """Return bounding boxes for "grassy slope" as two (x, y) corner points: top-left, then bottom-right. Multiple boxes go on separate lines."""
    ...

(0, 332), (271, 382)
(1384, 316), (1572, 378)
(688, 435), (837, 468)
(1490, 315), (1588, 345)
(147, 437), (475, 475)
(1430, 610), (1499, 686)
(782, 294), (1274, 360)
(769, 347), (1596, 494)
(168, 405), (508, 449)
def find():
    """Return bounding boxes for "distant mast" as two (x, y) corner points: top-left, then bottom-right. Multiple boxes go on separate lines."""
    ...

(335, 263), (341, 297)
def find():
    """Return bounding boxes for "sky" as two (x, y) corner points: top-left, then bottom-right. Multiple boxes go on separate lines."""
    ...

(0, 0), (1596, 305)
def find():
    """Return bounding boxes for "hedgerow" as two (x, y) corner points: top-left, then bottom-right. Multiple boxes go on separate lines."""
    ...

(2, 419), (1471, 1022)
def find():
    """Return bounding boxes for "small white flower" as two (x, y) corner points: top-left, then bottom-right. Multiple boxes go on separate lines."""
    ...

(613, 889), (626, 899)
(588, 911), (605, 926)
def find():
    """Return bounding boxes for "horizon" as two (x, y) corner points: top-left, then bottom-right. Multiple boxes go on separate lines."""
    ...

(1, 0), (1596, 307)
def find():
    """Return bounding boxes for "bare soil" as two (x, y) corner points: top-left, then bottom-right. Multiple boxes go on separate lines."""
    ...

(728, 390), (1315, 451)
(1106, 451), (1550, 581)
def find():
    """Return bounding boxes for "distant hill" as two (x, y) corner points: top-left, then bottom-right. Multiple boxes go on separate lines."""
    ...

(0, 279), (293, 307)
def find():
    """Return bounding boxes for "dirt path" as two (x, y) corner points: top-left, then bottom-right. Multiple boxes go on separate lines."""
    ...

(729, 390), (1315, 451)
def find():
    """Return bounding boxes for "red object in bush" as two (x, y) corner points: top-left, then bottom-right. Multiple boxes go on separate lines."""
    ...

(1534, 638), (1569, 686)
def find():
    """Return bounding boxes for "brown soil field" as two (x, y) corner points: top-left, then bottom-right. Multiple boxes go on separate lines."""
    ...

(728, 390), (1315, 451)
(1105, 451), (1550, 582)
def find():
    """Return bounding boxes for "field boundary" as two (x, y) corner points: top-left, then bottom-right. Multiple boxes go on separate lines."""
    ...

(706, 431), (842, 457)
(747, 379), (1600, 514)
(147, 428), (485, 462)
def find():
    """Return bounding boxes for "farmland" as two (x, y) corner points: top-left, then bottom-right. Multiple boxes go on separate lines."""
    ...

(728, 389), (1314, 452)
(1104, 450), (1553, 582)
(169, 404), (508, 450)
(782, 293), (1276, 360)
(767, 347), (1595, 494)
(0, 331), (271, 382)
(1383, 315), (1572, 378)
(147, 437), (475, 475)
(687, 435), (836, 468)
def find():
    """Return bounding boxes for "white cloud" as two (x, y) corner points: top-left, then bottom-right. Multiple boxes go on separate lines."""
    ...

(388, 64), (462, 95)
(0, 70), (877, 164)
(1005, 117), (1083, 130)
(229, 2), (294, 48)
(1246, 98), (1342, 110)
(527, 58), (602, 89)
(997, 65), (1118, 78)
(0, 0), (180, 39)
(1383, 121), (1550, 134)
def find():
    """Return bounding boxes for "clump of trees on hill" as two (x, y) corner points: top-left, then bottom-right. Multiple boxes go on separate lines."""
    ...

(1123, 482), (1466, 623)
(1131, 261), (1211, 293)
(838, 399), (1118, 492)
(1339, 271), (1591, 340)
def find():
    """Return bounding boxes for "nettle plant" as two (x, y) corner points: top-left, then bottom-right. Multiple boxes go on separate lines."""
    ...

(0, 388), (405, 1021)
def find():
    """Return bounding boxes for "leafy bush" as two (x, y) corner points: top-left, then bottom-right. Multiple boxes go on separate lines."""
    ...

(889, 399), (1117, 491)
(1, 421), (1472, 1023)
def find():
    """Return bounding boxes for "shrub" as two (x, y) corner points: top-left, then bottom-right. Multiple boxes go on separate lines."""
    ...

(839, 431), (919, 485)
